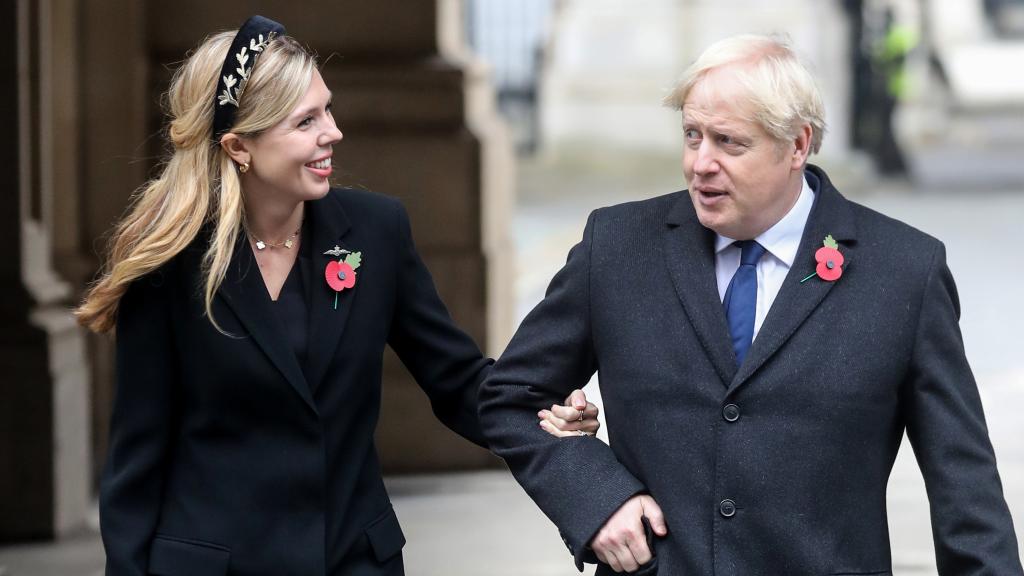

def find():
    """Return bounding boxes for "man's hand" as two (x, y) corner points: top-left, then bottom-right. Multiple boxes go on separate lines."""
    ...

(591, 494), (668, 573)
(538, 388), (601, 437)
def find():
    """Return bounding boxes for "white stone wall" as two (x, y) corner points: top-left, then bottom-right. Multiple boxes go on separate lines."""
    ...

(539, 0), (853, 161)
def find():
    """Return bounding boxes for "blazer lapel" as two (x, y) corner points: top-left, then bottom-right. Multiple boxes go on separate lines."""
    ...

(662, 194), (738, 387)
(727, 166), (858, 395)
(218, 233), (318, 414)
(305, 191), (355, 393)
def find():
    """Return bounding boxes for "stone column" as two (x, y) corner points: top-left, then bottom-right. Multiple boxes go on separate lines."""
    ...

(79, 0), (148, 487)
(1, 0), (92, 541)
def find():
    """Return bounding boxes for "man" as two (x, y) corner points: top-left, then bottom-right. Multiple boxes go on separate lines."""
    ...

(479, 35), (1022, 575)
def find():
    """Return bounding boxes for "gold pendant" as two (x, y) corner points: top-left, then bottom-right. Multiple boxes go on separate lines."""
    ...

(255, 240), (267, 250)
(284, 238), (294, 249)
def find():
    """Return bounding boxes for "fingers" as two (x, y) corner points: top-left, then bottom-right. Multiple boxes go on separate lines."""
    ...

(538, 418), (579, 438)
(539, 408), (588, 432)
(540, 392), (602, 437)
(562, 389), (601, 420)
(594, 547), (623, 573)
(579, 416), (601, 434)
(592, 531), (632, 572)
(593, 548), (611, 569)
(609, 546), (636, 572)
(566, 388), (588, 411)
(539, 410), (595, 437)
(549, 403), (585, 423)
(624, 522), (653, 565)
(596, 529), (644, 572)
(590, 496), (651, 573)
(640, 495), (669, 536)
(550, 399), (598, 422)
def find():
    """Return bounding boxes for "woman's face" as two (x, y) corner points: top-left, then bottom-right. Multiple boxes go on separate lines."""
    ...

(242, 69), (342, 202)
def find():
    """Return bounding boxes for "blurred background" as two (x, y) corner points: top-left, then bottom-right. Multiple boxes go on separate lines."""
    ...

(1, 0), (1022, 574)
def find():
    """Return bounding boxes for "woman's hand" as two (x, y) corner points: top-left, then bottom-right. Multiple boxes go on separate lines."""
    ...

(538, 388), (601, 437)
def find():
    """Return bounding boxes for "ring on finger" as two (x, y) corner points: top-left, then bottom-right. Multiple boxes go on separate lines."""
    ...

(577, 408), (585, 422)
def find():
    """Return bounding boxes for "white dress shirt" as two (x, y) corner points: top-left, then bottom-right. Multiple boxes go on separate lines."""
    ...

(714, 174), (815, 340)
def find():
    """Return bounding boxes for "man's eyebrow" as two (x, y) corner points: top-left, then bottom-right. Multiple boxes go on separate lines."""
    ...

(683, 118), (725, 132)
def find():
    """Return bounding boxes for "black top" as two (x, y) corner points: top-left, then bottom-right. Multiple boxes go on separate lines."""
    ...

(271, 220), (312, 374)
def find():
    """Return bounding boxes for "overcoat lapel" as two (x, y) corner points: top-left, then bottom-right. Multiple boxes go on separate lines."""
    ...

(218, 233), (318, 414)
(726, 167), (858, 395)
(662, 195), (738, 387)
(305, 191), (355, 393)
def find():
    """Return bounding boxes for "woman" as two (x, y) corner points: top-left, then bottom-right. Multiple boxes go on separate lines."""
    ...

(77, 16), (597, 576)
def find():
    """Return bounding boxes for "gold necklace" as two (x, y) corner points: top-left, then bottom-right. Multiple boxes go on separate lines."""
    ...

(250, 223), (301, 250)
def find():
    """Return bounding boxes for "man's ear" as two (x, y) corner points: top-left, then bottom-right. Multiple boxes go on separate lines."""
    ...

(791, 124), (813, 169)
(220, 133), (250, 167)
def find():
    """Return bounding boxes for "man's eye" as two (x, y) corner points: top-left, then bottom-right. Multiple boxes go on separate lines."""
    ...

(684, 129), (700, 140)
(719, 134), (734, 145)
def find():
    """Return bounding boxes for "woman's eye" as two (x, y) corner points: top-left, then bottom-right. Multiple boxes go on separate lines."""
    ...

(299, 116), (313, 128)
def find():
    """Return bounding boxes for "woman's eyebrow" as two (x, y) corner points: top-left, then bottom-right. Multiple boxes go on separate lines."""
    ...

(292, 92), (334, 119)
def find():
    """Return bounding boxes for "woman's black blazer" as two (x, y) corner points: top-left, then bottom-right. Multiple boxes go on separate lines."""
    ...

(100, 188), (492, 576)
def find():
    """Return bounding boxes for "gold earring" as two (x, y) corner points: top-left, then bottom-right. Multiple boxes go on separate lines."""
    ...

(239, 161), (250, 174)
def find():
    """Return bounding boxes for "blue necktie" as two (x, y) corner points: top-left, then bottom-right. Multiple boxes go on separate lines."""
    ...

(723, 240), (767, 365)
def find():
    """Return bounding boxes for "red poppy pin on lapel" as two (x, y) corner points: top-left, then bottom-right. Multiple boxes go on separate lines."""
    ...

(323, 245), (362, 309)
(801, 235), (844, 283)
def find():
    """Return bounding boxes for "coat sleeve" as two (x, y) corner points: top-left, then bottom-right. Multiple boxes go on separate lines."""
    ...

(386, 200), (493, 447)
(100, 267), (180, 576)
(478, 210), (646, 571)
(904, 242), (1023, 574)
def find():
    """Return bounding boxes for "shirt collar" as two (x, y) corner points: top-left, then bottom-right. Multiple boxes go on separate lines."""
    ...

(714, 172), (815, 268)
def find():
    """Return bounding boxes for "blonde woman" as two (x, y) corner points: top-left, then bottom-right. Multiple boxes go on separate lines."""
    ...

(77, 16), (598, 576)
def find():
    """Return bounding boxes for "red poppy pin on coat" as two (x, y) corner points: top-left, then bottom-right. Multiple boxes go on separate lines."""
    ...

(801, 235), (844, 283)
(323, 245), (361, 309)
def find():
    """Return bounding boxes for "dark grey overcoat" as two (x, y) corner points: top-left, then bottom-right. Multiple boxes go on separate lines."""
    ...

(479, 165), (1022, 575)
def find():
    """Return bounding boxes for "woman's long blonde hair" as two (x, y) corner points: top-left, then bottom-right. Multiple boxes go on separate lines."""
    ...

(76, 30), (316, 333)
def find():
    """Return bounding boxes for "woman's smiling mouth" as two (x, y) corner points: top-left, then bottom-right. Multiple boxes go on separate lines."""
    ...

(305, 155), (332, 177)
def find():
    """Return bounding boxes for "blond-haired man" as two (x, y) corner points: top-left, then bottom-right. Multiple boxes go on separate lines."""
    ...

(480, 35), (1022, 575)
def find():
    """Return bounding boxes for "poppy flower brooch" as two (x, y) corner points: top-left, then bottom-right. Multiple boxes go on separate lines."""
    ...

(800, 235), (844, 283)
(323, 245), (362, 309)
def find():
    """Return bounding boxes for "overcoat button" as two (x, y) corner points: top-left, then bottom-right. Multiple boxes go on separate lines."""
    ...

(723, 403), (740, 422)
(720, 499), (737, 518)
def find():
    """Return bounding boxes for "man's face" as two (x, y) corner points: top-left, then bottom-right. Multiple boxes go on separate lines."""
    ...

(682, 66), (803, 240)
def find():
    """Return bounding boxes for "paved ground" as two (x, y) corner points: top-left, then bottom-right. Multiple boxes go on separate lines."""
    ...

(2, 153), (1022, 575)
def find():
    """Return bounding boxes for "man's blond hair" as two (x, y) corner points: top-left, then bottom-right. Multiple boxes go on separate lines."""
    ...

(664, 34), (826, 154)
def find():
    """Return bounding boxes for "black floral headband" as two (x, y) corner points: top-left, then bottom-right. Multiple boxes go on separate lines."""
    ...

(211, 15), (286, 141)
